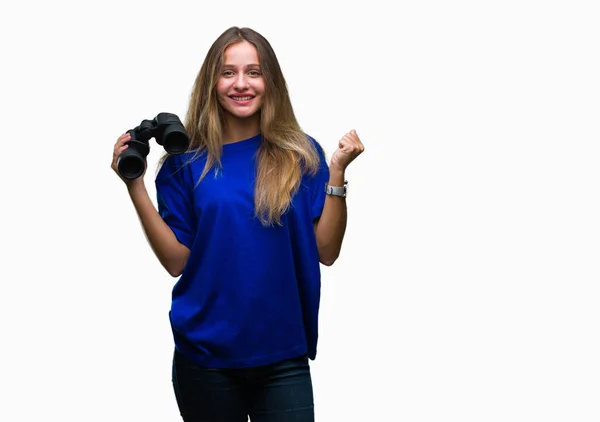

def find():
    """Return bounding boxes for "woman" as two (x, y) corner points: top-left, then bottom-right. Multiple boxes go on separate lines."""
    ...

(111, 26), (364, 422)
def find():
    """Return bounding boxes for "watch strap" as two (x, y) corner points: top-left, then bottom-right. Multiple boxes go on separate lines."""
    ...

(324, 180), (348, 198)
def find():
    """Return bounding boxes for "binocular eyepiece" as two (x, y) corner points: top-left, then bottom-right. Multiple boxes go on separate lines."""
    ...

(117, 112), (190, 180)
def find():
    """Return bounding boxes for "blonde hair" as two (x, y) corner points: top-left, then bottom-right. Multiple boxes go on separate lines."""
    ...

(162, 26), (322, 226)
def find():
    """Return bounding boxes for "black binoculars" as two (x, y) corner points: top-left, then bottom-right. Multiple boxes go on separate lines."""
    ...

(117, 112), (190, 180)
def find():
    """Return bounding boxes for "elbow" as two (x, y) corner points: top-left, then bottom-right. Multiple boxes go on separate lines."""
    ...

(164, 246), (190, 278)
(319, 252), (339, 267)
(315, 234), (341, 266)
(166, 267), (183, 278)
(164, 258), (187, 278)
(317, 243), (341, 266)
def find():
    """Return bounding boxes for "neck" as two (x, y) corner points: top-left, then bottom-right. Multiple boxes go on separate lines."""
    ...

(222, 114), (261, 145)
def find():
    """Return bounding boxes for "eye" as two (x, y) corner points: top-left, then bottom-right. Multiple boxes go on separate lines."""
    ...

(222, 70), (234, 77)
(248, 70), (262, 77)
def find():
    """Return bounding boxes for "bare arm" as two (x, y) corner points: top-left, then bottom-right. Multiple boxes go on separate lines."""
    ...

(127, 181), (190, 277)
(112, 132), (190, 277)
(314, 130), (364, 266)
(314, 168), (347, 266)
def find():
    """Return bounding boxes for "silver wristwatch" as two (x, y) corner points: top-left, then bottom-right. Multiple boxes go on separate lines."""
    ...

(324, 180), (348, 198)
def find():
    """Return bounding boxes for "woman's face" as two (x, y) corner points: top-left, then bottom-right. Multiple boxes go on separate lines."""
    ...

(217, 41), (265, 120)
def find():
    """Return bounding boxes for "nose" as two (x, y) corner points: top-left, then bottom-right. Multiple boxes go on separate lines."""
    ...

(233, 74), (249, 90)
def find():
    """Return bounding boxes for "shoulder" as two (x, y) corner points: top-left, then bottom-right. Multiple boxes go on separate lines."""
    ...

(304, 133), (320, 148)
(304, 133), (327, 159)
(156, 151), (200, 183)
(300, 133), (329, 182)
(304, 134), (329, 172)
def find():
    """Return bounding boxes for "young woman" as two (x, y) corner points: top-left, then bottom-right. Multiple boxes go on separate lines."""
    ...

(111, 26), (364, 422)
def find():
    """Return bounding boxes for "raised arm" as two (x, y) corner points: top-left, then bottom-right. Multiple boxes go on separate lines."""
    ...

(112, 132), (190, 277)
(314, 130), (364, 266)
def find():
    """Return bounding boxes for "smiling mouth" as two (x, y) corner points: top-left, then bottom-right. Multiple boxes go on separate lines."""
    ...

(230, 96), (253, 101)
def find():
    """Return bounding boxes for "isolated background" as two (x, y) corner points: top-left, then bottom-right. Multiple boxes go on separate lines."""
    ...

(1, 0), (598, 421)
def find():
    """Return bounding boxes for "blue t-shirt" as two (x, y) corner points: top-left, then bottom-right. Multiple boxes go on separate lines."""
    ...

(155, 133), (329, 368)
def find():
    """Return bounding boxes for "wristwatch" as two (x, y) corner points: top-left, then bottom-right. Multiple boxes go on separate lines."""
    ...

(324, 180), (348, 198)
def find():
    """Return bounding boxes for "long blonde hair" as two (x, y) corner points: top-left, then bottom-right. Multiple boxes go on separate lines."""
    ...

(163, 26), (322, 226)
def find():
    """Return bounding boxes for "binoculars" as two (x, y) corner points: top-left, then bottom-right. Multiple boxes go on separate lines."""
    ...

(117, 112), (190, 180)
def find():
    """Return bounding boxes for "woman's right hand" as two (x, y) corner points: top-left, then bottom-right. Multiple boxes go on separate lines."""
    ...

(111, 132), (146, 186)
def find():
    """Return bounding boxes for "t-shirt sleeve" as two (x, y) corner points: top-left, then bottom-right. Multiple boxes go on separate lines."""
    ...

(308, 136), (330, 221)
(155, 155), (196, 249)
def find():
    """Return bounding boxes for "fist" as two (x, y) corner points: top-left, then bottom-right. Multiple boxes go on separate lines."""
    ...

(111, 132), (146, 185)
(330, 130), (365, 172)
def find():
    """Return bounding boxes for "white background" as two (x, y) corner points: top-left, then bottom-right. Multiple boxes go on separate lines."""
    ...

(1, 0), (599, 421)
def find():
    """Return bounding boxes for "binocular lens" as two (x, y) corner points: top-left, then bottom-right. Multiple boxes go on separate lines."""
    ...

(163, 129), (189, 155)
(117, 149), (146, 180)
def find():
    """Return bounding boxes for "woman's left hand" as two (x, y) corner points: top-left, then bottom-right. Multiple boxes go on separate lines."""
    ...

(329, 129), (365, 173)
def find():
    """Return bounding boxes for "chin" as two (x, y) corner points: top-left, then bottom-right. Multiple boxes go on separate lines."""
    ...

(230, 109), (260, 119)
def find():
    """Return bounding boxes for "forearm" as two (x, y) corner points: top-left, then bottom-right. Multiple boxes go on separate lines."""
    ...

(127, 182), (190, 277)
(314, 169), (347, 266)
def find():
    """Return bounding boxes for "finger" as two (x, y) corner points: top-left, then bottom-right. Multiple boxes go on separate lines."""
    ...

(354, 137), (365, 152)
(116, 133), (131, 147)
(340, 130), (357, 144)
(346, 130), (364, 152)
(349, 130), (362, 143)
(114, 138), (129, 151)
(338, 136), (353, 152)
(115, 144), (128, 154)
(341, 133), (361, 148)
(112, 145), (128, 163)
(339, 139), (361, 155)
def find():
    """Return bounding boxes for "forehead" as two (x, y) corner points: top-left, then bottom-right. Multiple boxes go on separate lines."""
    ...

(223, 41), (260, 65)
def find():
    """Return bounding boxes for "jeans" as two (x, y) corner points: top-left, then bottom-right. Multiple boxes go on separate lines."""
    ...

(172, 349), (315, 422)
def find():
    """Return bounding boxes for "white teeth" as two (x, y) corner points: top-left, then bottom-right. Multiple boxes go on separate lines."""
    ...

(232, 96), (252, 101)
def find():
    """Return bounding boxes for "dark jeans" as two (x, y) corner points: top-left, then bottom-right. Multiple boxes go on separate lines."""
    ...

(172, 349), (315, 422)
